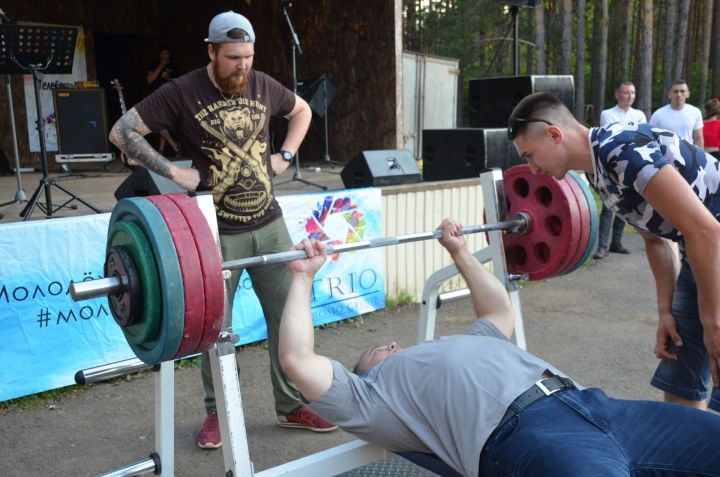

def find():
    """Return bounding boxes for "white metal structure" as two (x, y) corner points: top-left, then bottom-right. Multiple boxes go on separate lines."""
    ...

(78, 169), (525, 476)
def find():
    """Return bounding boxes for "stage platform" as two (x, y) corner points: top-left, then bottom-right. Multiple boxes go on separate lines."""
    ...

(0, 161), (348, 223)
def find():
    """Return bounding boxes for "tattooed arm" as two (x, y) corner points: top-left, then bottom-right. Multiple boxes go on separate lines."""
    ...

(109, 108), (200, 191)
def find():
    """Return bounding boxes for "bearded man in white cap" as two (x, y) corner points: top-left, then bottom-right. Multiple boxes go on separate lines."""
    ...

(109, 11), (337, 450)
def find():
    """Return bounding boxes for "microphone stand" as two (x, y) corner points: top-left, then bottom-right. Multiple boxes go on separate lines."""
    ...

(275, 0), (326, 191)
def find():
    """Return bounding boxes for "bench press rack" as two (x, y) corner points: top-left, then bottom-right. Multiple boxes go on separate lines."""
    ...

(76, 169), (526, 476)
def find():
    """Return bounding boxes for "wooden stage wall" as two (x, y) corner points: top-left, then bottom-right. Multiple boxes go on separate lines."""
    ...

(0, 0), (400, 170)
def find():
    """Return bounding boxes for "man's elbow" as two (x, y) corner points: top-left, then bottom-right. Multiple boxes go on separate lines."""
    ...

(108, 122), (123, 148)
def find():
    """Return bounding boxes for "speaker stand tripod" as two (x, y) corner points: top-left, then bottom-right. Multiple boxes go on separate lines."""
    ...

(0, 73), (27, 220)
(274, 0), (326, 191)
(19, 68), (102, 219)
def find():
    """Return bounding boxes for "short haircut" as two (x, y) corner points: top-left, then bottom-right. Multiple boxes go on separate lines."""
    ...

(617, 81), (634, 90)
(671, 79), (688, 89)
(507, 92), (572, 140)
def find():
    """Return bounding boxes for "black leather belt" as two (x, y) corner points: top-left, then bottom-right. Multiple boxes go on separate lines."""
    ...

(495, 375), (576, 430)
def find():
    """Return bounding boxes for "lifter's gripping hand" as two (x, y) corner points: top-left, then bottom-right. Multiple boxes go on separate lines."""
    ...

(288, 239), (327, 277)
(437, 218), (468, 256)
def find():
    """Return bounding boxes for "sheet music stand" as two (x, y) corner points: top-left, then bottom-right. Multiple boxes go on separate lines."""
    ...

(298, 74), (342, 170)
(0, 23), (102, 220)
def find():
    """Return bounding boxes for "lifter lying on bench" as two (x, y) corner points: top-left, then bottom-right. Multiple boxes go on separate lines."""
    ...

(279, 218), (720, 477)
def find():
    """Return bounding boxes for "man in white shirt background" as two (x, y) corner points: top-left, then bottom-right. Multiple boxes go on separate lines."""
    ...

(594, 81), (647, 259)
(649, 79), (704, 146)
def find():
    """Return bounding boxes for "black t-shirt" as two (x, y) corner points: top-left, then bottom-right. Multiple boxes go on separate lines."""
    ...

(147, 61), (179, 92)
(135, 66), (296, 234)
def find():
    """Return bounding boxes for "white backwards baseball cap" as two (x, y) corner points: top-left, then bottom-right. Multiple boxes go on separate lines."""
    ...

(204, 11), (255, 43)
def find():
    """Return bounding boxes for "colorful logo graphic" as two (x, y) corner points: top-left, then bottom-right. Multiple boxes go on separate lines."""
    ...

(305, 196), (366, 260)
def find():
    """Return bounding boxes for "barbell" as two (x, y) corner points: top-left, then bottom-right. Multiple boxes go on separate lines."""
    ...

(70, 164), (598, 364)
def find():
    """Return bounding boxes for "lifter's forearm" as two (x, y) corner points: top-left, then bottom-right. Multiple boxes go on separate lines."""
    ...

(452, 247), (511, 319)
(279, 273), (316, 362)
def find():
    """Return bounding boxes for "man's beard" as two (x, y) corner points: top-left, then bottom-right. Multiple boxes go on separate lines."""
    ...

(213, 61), (248, 97)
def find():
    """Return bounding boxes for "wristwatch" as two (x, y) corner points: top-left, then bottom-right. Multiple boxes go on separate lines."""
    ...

(280, 150), (294, 162)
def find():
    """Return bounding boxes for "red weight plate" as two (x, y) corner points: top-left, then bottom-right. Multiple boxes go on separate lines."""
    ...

(166, 193), (225, 353)
(502, 165), (582, 280)
(146, 195), (205, 359)
(557, 174), (590, 275)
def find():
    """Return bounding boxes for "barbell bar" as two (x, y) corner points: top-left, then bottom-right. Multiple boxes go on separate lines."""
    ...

(70, 214), (530, 302)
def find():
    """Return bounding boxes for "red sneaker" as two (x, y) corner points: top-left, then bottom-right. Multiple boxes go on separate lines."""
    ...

(196, 411), (222, 449)
(277, 405), (338, 432)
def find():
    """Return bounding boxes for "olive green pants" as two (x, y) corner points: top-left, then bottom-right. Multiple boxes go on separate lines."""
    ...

(201, 216), (300, 415)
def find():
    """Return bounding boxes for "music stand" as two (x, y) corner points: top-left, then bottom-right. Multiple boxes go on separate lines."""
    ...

(0, 23), (102, 220)
(275, 0), (326, 191)
(298, 74), (342, 172)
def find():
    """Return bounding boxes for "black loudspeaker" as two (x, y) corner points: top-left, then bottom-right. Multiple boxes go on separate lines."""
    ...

(114, 160), (191, 200)
(341, 149), (421, 188)
(468, 75), (575, 128)
(422, 128), (523, 182)
(53, 88), (110, 154)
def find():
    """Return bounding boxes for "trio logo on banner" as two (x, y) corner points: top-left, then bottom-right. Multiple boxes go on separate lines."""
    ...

(0, 189), (384, 402)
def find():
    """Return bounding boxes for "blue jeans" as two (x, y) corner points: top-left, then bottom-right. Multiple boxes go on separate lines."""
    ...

(597, 204), (625, 250)
(651, 260), (720, 410)
(480, 388), (720, 476)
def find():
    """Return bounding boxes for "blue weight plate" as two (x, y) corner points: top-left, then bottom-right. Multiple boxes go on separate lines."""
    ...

(110, 197), (185, 364)
(566, 170), (599, 272)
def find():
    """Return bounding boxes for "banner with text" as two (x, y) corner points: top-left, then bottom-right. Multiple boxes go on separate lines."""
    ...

(0, 189), (383, 401)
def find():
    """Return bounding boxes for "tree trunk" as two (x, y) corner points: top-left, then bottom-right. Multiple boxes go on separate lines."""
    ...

(673, 0), (691, 81)
(575, 0), (587, 120)
(561, 0), (573, 74)
(699, 0), (715, 104)
(534, 3), (546, 74)
(638, 0), (654, 118)
(621, 0), (634, 82)
(662, 0), (677, 99)
(593, 0), (609, 125)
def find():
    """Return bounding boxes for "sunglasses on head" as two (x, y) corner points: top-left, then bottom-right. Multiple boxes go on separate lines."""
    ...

(507, 117), (553, 140)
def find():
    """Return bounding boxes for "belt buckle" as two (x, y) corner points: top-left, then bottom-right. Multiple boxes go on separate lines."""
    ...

(535, 377), (560, 396)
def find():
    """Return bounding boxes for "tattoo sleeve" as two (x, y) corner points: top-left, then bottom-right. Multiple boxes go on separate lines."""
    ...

(109, 108), (174, 179)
